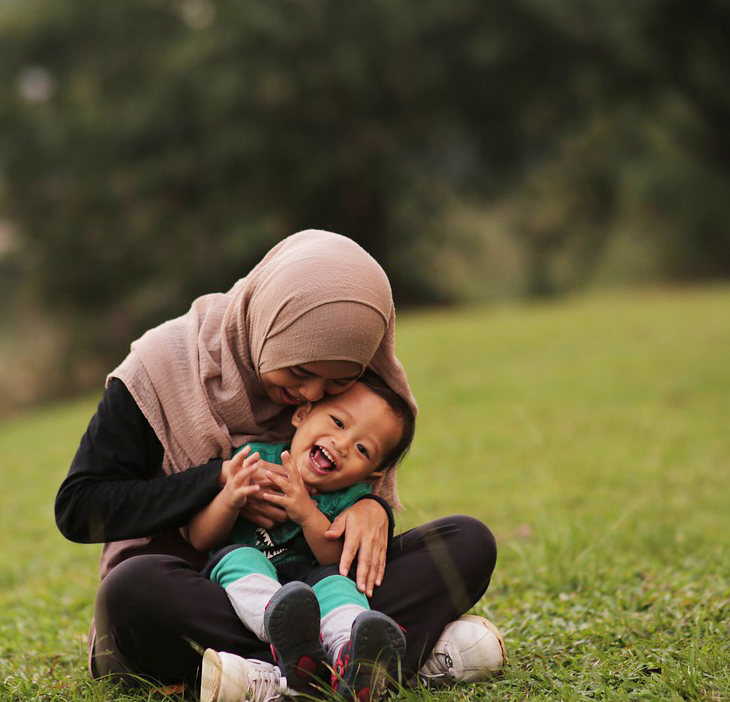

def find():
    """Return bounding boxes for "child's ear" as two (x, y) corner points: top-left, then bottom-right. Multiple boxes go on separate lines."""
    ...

(291, 402), (313, 427)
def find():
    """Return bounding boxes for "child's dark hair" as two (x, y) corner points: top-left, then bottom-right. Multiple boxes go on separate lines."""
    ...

(357, 369), (415, 471)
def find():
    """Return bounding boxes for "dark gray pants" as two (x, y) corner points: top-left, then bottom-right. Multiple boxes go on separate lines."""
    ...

(91, 516), (496, 686)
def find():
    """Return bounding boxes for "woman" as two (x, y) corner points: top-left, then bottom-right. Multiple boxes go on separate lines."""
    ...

(55, 230), (497, 690)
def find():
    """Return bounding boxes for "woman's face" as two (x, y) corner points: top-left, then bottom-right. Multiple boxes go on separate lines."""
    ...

(260, 360), (363, 405)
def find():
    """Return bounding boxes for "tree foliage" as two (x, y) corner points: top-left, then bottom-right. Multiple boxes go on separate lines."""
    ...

(0, 0), (729, 371)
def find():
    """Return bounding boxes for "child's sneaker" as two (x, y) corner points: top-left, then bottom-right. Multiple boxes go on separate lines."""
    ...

(200, 648), (284, 702)
(331, 610), (406, 702)
(418, 615), (507, 686)
(264, 581), (327, 692)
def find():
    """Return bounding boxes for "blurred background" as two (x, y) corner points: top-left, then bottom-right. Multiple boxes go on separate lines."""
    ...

(1, 0), (729, 416)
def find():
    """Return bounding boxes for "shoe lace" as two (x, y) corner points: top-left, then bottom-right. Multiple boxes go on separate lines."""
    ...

(247, 664), (284, 702)
(419, 651), (451, 682)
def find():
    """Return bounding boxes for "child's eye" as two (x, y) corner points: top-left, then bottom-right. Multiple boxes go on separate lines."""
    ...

(357, 444), (370, 458)
(331, 415), (344, 429)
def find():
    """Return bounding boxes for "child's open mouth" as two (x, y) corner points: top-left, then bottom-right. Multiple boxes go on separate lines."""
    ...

(309, 445), (338, 474)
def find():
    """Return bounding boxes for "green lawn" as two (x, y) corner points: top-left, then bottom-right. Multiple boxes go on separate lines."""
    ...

(1, 285), (729, 700)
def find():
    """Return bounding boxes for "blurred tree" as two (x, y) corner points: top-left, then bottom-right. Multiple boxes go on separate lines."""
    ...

(0, 0), (729, 387)
(0, 0), (593, 348)
(637, 0), (730, 279)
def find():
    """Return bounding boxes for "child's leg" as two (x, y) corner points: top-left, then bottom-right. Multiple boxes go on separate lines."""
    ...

(312, 574), (369, 661)
(207, 546), (280, 642)
(312, 575), (406, 700)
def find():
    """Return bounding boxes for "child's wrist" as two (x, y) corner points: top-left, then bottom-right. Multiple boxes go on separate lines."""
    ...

(220, 489), (245, 511)
(292, 499), (318, 526)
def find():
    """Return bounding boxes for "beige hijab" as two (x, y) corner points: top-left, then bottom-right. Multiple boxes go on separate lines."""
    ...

(102, 230), (416, 575)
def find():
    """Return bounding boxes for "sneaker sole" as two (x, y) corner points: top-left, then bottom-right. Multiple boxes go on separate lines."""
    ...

(264, 582), (326, 691)
(200, 649), (222, 702)
(341, 611), (406, 701)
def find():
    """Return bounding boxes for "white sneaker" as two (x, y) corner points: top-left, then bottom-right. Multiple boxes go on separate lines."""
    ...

(419, 615), (507, 685)
(201, 649), (286, 702)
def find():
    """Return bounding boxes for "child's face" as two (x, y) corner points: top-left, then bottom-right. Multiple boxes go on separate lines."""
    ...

(260, 360), (362, 406)
(288, 382), (403, 492)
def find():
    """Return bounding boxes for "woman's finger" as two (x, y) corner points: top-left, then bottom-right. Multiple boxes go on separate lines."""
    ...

(356, 547), (373, 594)
(256, 459), (287, 477)
(333, 500), (389, 591)
(363, 533), (387, 596)
(325, 514), (346, 540)
(375, 548), (387, 587)
(338, 517), (360, 578)
(239, 497), (287, 527)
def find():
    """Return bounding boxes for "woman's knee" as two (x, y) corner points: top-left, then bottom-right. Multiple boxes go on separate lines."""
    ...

(449, 515), (497, 578)
(453, 515), (496, 564)
(420, 515), (497, 598)
(96, 555), (191, 627)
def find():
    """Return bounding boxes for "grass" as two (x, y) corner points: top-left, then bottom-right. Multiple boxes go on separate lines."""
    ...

(1, 284), (729, 700)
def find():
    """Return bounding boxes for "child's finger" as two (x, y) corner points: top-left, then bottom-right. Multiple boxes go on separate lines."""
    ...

(234, 484), (260, 500)
(232, 446), (251, 464)
(238, 460), (260, 482)
(232, 457), (260, 487)
(242, 451), (261, 469)
(229, 448), (255, 475)
(280, 451), (305, 489)
(280, 450), (297, 476)
(262, 491), (287, 504)
(266, 470), (290, 490)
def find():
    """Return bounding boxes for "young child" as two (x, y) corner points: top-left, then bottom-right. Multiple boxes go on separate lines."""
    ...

(191, 371), (415, 702)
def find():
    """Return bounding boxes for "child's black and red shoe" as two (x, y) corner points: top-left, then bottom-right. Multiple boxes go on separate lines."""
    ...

(264, 582), (327, 692)
(331, 610), (406, 702)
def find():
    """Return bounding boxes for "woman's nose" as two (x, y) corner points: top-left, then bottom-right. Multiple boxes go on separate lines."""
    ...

(299, 379), (326, 402)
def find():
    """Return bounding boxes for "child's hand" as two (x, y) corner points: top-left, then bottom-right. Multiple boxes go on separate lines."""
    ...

(220, 447), (261, 509)
(263, 451), (317, 525)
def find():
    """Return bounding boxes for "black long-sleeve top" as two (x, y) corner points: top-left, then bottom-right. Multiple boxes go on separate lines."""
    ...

(56, 379), (224, 544)
(56, 379), (393, 576)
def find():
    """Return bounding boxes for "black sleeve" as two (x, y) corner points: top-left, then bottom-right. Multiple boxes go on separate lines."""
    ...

(55, 378), (224, 544)
(356, 493), (395, 544)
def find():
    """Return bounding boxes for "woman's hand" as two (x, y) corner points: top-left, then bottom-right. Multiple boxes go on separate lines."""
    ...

(325, 499), (389, 597)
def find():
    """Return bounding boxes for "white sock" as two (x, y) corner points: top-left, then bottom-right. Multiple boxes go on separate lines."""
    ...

(320, 604), (367, 662)
(224, 573), (281, 642)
